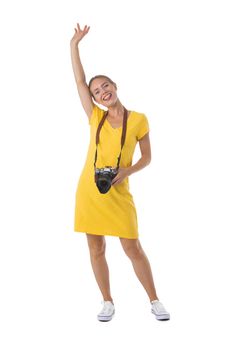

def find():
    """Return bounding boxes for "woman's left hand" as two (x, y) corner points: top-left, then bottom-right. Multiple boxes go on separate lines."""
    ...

(111, 167), (130, 186)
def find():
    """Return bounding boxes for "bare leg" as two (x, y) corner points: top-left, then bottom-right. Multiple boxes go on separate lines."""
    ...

(86, 233), (114, 303)
(119, 237), (159, 302)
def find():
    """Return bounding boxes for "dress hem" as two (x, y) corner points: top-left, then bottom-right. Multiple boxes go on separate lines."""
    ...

(74, 228), (139, 239)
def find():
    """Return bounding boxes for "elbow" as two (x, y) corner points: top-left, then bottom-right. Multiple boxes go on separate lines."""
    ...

(143, 155), (151, 166)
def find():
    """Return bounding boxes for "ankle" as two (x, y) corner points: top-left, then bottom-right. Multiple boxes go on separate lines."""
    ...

(150, 298), (159, 303)
(103, 298), (114, 304)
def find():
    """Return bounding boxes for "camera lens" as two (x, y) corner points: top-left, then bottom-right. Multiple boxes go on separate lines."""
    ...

(97, 175), (112, 194)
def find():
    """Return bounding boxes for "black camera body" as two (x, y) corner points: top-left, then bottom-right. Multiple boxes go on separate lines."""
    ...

(95, 166), (118, 194)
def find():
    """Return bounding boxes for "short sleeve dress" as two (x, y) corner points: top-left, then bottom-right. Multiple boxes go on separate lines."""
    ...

(74, 104), (150, 239)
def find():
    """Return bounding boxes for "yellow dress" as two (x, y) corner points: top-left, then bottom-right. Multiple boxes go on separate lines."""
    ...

(74, 104), (150, 239)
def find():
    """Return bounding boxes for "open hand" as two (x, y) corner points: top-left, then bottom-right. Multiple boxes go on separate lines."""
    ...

(70, 23), (90, 46)
(111, 167), (130, 186)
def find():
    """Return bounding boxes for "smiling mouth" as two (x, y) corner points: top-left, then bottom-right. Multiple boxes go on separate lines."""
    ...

(103, 93), (112, 101)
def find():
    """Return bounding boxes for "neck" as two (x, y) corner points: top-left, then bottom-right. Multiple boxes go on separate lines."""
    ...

(107, 99), (124, 118)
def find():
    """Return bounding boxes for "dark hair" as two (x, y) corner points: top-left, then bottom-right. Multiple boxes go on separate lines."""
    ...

(88, 75), (116, 98)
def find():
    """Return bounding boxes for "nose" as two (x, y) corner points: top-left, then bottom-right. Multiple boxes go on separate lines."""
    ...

(102, 86), (109, 93)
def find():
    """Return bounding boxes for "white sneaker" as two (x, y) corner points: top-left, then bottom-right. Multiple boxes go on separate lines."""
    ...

(97, 300), (115, 322)
(151, 300), (170, 320)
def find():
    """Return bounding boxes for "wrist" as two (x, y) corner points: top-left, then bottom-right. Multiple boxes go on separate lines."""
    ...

(70, 41), (79, 49)
(126, 166), (134, 176)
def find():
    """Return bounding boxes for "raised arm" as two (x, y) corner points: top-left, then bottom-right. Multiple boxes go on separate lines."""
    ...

(70, 23), (94, 120)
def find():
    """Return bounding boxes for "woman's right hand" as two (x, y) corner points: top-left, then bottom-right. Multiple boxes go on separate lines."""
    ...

(70, 23), (90, 47)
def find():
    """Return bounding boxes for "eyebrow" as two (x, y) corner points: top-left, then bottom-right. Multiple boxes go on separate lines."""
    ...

(93, 82), (108, 93)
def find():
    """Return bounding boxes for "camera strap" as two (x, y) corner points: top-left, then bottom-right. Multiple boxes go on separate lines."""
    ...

(94, 106), (129, 170)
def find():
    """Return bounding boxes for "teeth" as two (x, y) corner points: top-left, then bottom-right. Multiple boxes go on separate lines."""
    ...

(103, 93), (111, 101)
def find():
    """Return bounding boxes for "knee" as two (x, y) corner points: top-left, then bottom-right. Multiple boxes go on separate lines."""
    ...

(121, 239), (143, 259)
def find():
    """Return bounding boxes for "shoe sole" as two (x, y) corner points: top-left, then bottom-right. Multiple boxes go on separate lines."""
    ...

(97, 310), (115, 322)
(151, 309), (170, 321)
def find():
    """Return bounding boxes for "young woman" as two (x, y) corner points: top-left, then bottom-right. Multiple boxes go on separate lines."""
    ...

(70, 23), (170, 322)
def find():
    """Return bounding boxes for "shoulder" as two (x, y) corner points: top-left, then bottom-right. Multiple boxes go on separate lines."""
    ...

(130, 110), (149, 124)
(92, 103), (106, 116)
(89, 104), (106, 125)
(130, 110), (150, 141)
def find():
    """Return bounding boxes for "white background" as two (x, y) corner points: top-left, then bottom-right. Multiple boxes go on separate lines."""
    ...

(0, 0), (232, 349)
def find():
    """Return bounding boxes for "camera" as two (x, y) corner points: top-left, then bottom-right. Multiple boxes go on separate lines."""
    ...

(95, 166), (118, 194)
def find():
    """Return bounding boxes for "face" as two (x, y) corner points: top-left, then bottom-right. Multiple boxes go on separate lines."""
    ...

(90, 77), (117, 107)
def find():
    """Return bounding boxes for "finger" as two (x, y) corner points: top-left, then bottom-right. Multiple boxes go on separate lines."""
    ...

(112, 178), (120, 185)
(77, 23), (81, 31)
(84, 25), (90, 33)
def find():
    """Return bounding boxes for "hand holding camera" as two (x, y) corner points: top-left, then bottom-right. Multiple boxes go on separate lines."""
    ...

(111, 167), (130, 186)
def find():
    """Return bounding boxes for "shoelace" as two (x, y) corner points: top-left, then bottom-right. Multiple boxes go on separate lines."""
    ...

(152, 301), (167, 314)
(100, 301), (114, 315)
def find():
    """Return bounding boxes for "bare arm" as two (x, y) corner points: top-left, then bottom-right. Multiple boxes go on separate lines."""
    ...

(128, 132), (151, 176)
(70, 41), (86, 84)
(70, 23), (94, 119)
(111, 133), (151, 186)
